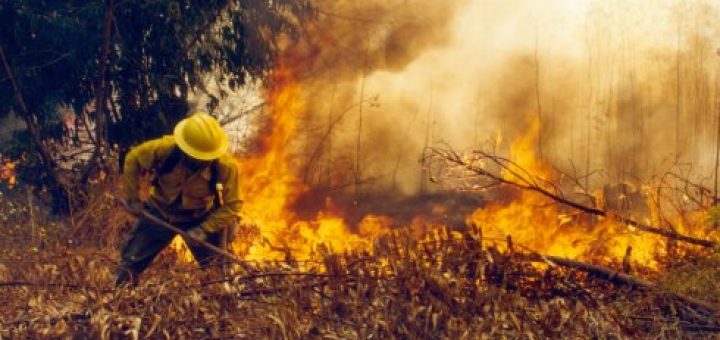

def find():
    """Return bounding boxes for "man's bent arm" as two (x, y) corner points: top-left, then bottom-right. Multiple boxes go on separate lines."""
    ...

(122, 136), (174, 204)
(201, 157), (242, 233)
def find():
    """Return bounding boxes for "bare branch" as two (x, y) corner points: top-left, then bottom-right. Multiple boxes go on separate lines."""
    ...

(430, 147), (717, 248)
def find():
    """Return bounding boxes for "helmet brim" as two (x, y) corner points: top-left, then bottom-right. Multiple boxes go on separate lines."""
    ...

(173, 118), (229, 160)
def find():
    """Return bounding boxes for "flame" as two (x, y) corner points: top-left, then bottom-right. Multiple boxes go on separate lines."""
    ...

(169, 82), (711, 270)
(468, 116), (711, 268)
(169, 236), (194, 263)
(166, 63), (391, 264)
(167, 65), (714, 270)
(232, 63), (390, 263)
(0, 159), (16, 188)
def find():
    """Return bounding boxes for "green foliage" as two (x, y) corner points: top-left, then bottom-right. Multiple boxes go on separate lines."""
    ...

(0, 1), (100, 136)
(0, 0), (312, 211)
(107, 0), (313, 151)
(0, 0), (312, 135)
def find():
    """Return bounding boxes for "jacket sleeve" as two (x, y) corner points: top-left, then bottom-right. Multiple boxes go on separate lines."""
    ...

(201, 157), (242, 233)
(122, 137), (173, 204)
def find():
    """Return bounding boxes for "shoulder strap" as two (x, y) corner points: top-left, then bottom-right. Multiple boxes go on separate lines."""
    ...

(152, 145), (223, 208)
(158, 145), (184, 176)
(209, 159), (222, 208)
(151, 145), (183, 187)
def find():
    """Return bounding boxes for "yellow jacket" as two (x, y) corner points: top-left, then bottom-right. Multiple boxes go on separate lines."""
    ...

(123, 135), (241, 233)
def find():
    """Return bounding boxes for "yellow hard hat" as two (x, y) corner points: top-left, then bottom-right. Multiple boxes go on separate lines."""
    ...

(173, 112), (229, 160)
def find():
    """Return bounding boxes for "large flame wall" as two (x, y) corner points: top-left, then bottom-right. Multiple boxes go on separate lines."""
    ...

(174, 0), (720, 267)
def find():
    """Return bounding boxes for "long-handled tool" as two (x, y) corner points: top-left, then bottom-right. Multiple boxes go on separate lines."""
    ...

(120, 200), (254, 272)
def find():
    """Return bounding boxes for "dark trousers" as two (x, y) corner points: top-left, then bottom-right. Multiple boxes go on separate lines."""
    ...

(115, 210), (223, 286)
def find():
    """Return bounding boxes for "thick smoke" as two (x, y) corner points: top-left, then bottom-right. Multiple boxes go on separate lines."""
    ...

(249, 0), (720, 197)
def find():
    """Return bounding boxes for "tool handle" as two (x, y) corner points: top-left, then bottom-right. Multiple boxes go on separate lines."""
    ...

(120, 200), (253, 272)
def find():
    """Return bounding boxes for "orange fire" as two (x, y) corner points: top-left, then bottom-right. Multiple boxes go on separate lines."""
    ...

(468, 117), (713, 268)
(170, 66), (714, 270)
(168, 63), (392, 264)
(231, 63), (390, 263)
(0, 159), (16, 188)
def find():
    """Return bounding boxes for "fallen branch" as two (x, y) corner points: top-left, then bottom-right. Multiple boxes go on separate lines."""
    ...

(432, 148), (717, 248)
(524, 253), (719, 315)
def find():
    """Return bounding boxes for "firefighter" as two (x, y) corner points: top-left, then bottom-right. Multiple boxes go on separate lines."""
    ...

(115, 112), (241, 286)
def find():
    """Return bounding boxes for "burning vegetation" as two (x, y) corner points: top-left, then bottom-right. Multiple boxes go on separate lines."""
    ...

(5, 0), (720, 338)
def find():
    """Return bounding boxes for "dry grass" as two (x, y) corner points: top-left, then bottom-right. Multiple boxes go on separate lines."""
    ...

(659, 252), (720, 306)
(1, 192), (719, 338)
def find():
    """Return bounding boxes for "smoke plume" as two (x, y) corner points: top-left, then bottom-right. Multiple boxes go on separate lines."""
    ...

(242, 0), (720, 197)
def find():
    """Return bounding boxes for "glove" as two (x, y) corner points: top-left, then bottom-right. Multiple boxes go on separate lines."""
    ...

(186, 227), (207, 242)
(125, 200), (144, 216)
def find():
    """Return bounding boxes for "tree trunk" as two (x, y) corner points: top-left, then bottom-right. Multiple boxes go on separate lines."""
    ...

(81, 0), (115, 182)
(0, 45), (69, 197)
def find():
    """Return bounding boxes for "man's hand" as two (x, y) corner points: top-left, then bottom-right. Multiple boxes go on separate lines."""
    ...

(125, 200), (144, 216)
(186, 227), (207, 242)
